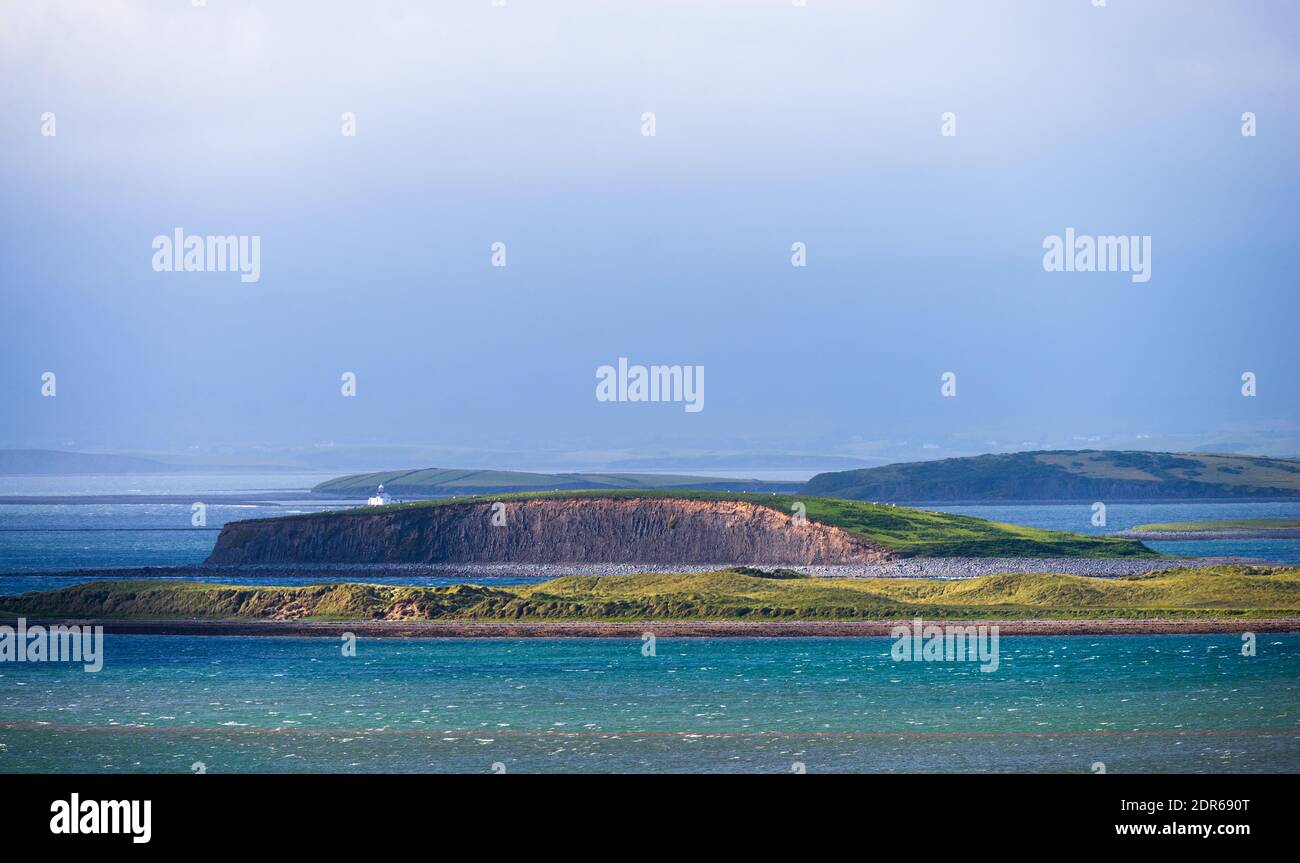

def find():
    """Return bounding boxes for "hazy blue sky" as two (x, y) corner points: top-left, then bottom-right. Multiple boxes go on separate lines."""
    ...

(2, 1), (1298, 469)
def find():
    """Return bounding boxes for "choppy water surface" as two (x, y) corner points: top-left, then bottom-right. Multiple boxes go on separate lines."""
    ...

(3, 479), (1298, 773)
(1, 634), (1296, 773)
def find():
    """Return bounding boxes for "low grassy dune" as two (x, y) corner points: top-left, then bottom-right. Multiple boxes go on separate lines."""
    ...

(4, 566), (1297, 623)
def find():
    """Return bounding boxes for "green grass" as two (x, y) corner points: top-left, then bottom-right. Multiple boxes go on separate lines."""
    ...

(318, 452), (1300, 503)
(261, 490), (1156, 558)
(1131, 519), (1300, 533)
(5, 566), (1296, 622)
(748, 494), (1155, 557)
(804, 450), (1300, 501)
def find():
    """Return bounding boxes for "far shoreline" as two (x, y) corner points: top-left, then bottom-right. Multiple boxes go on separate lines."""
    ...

(1117, 529), (1300, 541)
(0, 555), (1260, 583)
(6, 616), (1297, 638)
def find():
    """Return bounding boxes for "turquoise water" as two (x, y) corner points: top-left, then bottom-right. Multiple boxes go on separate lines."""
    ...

(1, 635), (1296, 773)
(3, 479), (1298, 774)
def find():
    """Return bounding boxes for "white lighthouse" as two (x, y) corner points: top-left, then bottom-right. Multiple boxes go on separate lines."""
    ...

(366, 484), (393, 506)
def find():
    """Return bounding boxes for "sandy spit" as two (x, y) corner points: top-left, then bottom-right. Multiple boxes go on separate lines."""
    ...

(1116, 529), (1300, 541)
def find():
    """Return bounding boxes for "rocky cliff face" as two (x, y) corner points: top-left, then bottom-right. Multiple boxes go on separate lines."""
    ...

(205, 498), (892, 566)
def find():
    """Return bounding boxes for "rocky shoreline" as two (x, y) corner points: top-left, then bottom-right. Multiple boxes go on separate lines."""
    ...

(785, 556), (1255, 579)
(0, 555), (1260, 585)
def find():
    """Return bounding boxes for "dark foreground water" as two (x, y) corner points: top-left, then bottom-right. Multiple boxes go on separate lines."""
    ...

(1, 634), (1296, 773)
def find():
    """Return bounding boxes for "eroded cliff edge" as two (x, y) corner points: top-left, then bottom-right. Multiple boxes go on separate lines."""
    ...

(205, 497), (893, 566)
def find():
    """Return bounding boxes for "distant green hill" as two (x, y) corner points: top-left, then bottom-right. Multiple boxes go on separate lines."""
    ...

(0, 449), (179, 475)
(803, 450), (1300, 502)
(313, 468), (799, 498)
(314, 450), (1300, 503)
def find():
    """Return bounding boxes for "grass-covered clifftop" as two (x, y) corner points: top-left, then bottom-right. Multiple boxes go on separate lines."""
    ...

(215, 491), (1155, 560)
(4, 566), (1297, 622)
(804, 450), (1300, 502)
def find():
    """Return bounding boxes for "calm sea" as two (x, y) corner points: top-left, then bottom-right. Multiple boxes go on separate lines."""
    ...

(1, 634), (1295, 773)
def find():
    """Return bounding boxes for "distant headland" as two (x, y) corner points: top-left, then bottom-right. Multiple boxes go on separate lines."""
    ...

(801, 450), (1300, 502)
(312, 451), (1300, 503)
